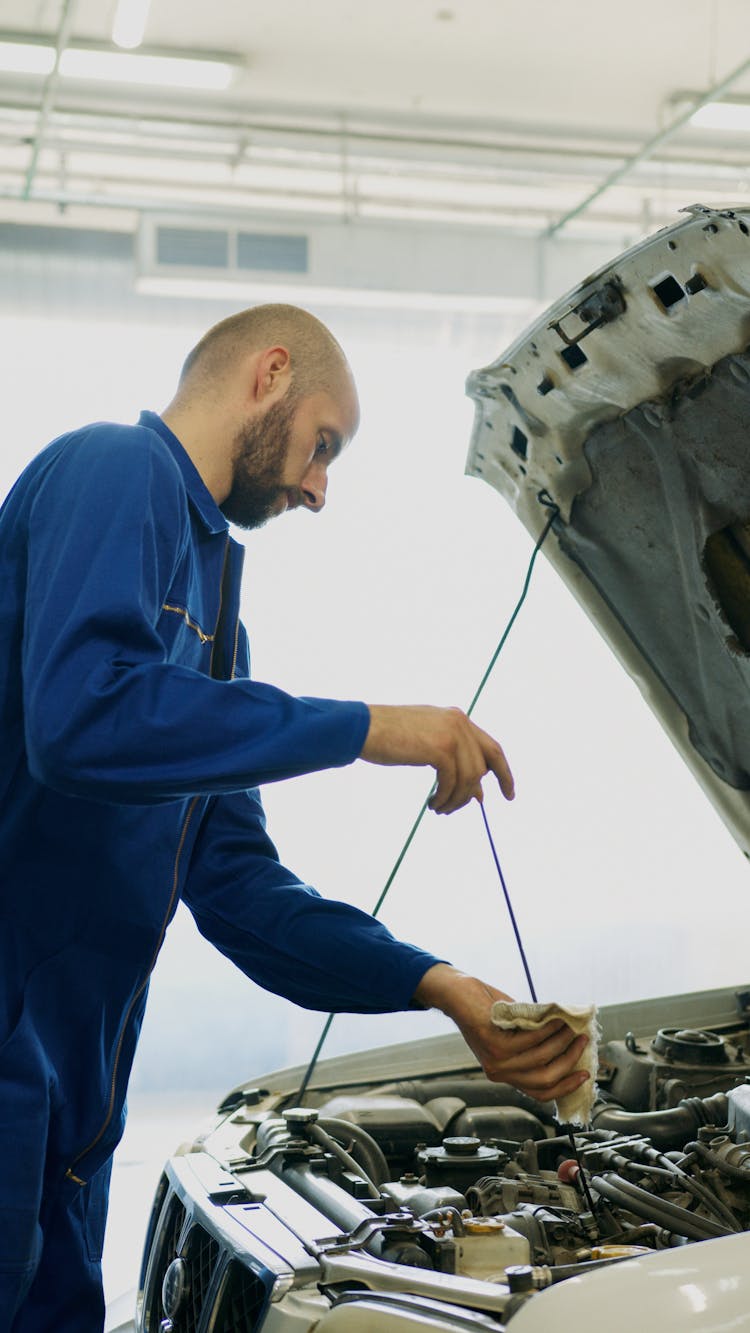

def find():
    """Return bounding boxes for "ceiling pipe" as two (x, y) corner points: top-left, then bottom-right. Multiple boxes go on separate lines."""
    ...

(544, 52), (750, 238)
(22, 0), (78, 199)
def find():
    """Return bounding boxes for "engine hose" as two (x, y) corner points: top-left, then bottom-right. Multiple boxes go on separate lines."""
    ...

(308, 1122), (381, 1200)
(591, 1093), (729, 1151)
(654, 1153), (740, 1231)
(603, 1172), (733, 1238)
(596, 1142), (739, 1232)
(377, 1079), (556, 1123)
(316, 1117), (390, 1187)
(546, 1255), (640, 1281)
(684, 1139), (750, 1184)
(591, 1174), (732, 1241)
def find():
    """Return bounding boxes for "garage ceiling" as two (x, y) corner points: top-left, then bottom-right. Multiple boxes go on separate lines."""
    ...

(1, 0), (750, 240)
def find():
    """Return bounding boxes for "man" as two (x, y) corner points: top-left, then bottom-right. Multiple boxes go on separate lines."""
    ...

(0, 304), (588, 1330)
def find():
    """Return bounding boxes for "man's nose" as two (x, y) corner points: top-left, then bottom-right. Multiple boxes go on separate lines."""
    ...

(301, 467), (327, 513)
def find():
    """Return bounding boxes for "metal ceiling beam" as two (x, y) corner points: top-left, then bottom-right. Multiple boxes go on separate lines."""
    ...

(22, 0), (78, 200)
(544, 52), (750, 238)
(5, 97), (750, 187)
(5, 88), (749, 173)
(0, 182), (683, 234)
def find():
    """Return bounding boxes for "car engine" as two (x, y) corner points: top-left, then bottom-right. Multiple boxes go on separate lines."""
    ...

(138, 986), (750, 1332)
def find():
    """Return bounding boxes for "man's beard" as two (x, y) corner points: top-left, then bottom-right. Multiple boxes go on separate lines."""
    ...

(220, 396), (300, 530)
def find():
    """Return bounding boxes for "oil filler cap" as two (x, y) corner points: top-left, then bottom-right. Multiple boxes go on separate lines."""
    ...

(443, 1137), (481, 1155)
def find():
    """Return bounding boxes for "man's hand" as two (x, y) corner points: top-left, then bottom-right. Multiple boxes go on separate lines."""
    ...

(361, 705), (514, 814)
(414, 964), (589, 1103)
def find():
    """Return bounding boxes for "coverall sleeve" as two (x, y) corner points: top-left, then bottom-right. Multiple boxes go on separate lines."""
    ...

(23, 426), (370, 804)
(184, 789), (442, 1013)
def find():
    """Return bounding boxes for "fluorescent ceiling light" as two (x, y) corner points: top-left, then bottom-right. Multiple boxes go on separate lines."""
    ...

(112, 0), (152, 50)
(690, 102), (750, 132)
(0, 41), (55, 75)
(0, 39), (233, 91)
(59, 48), (233, 90)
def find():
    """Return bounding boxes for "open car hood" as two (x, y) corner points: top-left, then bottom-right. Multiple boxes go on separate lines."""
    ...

(466, 204), (750, 858)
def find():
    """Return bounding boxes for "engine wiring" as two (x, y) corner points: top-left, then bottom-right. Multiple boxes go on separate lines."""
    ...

(296, 491), (561, 1103)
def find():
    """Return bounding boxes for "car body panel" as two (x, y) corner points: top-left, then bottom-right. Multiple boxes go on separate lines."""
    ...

(466, 205), (750, 856)
(510, 1231), (750, 1332)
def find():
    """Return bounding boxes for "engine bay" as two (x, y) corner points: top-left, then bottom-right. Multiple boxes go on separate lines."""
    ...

(147, 985), (750, 1328)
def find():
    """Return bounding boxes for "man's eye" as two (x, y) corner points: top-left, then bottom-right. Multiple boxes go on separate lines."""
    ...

(315, 437), (329, 457)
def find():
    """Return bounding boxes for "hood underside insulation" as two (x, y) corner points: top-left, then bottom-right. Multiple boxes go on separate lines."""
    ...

(558, 349), (750, 790)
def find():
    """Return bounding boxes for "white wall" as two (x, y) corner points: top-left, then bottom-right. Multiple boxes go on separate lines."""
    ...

(2, 249), (748, 1096)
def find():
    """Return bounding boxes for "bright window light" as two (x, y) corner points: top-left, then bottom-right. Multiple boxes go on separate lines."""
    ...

(690, 102), (750, 132)
(112, 0), (152, 50)
(59, 48), (233, 91)
(0, 41), (55, 75)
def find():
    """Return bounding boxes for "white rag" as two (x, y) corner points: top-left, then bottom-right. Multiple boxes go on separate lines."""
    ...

(490, 1000), (599, 1126)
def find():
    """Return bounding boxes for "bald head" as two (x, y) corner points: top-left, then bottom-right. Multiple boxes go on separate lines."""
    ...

(162, 303), (359, 527)
(177, 303), (352, 407)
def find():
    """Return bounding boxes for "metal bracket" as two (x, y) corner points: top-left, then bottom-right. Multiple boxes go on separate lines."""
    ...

(549, 278), (627, 350)
(313, 1211), (427, 1257)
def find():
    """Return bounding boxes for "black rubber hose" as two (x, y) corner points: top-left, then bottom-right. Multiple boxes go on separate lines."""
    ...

(316, 1116), (390, 1187)
(604, 1172), (732, 1238)
(308, 1122), (381, 1200)
(591, 1173), (732, 1241)
(378, 1079), (556, 1123)
(608, 1147), (739, 1232)
(653, 1153), (740, 1231)
(591, 1094), (728, 1151)
(591, 1176), (712, 1242)
(684, 1139), (750, 1184)
(547, 1255), (641, 1281)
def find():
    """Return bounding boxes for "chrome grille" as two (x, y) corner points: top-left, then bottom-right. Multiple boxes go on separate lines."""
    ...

(142, 1190), (187, 1332)
(215, 1261), (269, 1332)
(183, 1224), (221, 1328)
(139, 1178), (272, 1333)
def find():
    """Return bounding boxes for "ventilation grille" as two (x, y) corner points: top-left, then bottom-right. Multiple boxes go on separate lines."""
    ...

(153, 224), (308, 274)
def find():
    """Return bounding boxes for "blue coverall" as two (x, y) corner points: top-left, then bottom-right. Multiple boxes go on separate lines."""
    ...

(0, 411), (440, 1330)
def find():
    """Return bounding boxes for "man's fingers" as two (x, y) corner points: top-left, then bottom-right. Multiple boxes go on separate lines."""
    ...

(515, 1066), (590, 1102)
(500, 1021), (583, 1067)
(432, 726), (491, 815)
(481, 1027), (588, 1086)
(428, 755), (457, 812)
(477, 728), (515, 801)
(436, 721), (515, 813)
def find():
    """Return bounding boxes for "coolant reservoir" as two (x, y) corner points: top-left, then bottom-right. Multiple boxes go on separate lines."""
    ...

(453, 1216), (530, 1281)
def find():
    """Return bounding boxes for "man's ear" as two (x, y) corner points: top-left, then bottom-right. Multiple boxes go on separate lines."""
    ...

(253, 345), (292, 403)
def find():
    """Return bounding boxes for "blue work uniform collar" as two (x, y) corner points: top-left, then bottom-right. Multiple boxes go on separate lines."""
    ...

(138, 410), (229, 536)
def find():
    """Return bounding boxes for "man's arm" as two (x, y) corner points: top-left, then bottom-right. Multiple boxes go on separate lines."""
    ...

(22, 428), (370, 802)
(183, 788), (442, 1013)
(22, 427), (514, 810)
